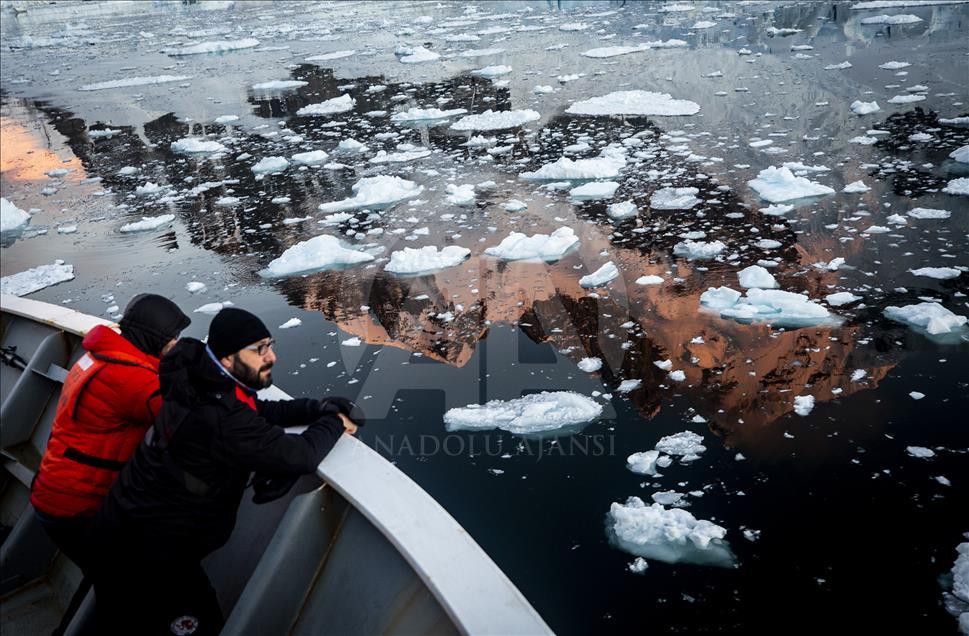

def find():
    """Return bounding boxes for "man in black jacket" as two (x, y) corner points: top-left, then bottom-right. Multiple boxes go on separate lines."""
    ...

(92, 308), (359, 635)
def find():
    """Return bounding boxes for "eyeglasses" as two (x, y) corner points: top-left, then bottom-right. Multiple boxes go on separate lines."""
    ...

(242, 339), (275, 356)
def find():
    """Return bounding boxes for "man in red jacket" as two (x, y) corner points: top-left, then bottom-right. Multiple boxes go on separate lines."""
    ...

(30, 293), (190, 570)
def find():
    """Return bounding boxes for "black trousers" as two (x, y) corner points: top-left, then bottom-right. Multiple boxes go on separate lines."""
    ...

(34, 509), (97, 571)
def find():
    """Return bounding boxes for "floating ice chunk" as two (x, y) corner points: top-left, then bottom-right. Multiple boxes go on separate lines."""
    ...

(849, 136), (878, 145)
(793, 395), (815, 416)
(484, 227), (579, 261)
(533, 85), (554, 94)
(77, 75), (192, 91)
(949, 539), (969, 626)
(291, 150), (330, 165)
(650, 187), (701, 210)
(336, 138), (367, 154)
(297, 94), (354, 116)
(702, 286), (837, 327)
(843, 180), (870, 193)
(318, 176), (424, 212)
(566, 90), (700, 117)
(607, 200), (638, 220)
(884, 302), (968, 336)
(398, 46), (440, 63)
(445, 184), (476, 206)
(627, 450), (661, 476)
(669, 370), (686, 382)
(370, 149), (432, 164)
(570, 181), (620, 200)
(692, 20), (717, 29)
(166, 38), (260, 56)
(1, 198), (30, 232)
(193, 302), (232, 315)
(607, 497), (735, 567)
(390, 107), (467, 122)
(251, 156), (289, 174)
(887, 214), (908, 225)
(305, 50), (356, 61)
(617, 379), (642, 393)
(949, 146), (969, 163)
(862, 225), (891, 234)
(262, 234), (375, 277)
(443, 391), (602, 434)
(636, 275), (664, 285)
(655, 431), (706, 463)
(119, 214), (175, 232)
(738, 265), (778, 289)
(578, 357), (603, 373)
(825, 61), (853, 70)
(651, 491), (688, 507)
(0, 261), (74, 296)
(860, 13), (922, 24)
(503, 199), (527, 212)
(384, 245), (471, 275)
(88, 129), (120, 139)
(342, 337), (362, 347)
(747, 166), (835, 202)
(910, 267), (961, 280)
(279, 318), (302, 329)
(628, 557), (649, 574)
(905, 446), (935, 459)
(760, 203), (795, 216)
(653, 360), (673, 371)
(185, 281), (206, 294)
(521, 148), (626, 180)
(171, 138), (226, 154)
(909, 392), (925, 400)
(580, 44), (650, 58)
(472, 65), (512, 78)
(888, 94), (926, 104)
(451, 109), (540, 131)
(878, 60), (911, 70)
(458, 48), (505, 57)
(214, 115), (239, 124)
(214, 196), (239, 207)
(579, 261), (620, 288)
(673, 240), (726, 260)
(251, 80), (307, 90)
(908, 207), (951, 219)
(942, 177), (969, 196)
(826, 292), (862, 306)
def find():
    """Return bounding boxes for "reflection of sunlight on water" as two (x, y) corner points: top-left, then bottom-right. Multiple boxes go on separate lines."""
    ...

(0, 108), (84, 183)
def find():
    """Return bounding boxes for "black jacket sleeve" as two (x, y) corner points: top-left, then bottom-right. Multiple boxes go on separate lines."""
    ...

(255, 397), (323, 428)
(217, 404), (345, 475)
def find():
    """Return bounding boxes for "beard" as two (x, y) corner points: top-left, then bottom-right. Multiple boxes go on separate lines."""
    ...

(231, 356), (274, 390)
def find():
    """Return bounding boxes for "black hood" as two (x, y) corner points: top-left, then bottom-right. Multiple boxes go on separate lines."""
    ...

(120, 293), (191, 358)
(159, 338), (233, 406)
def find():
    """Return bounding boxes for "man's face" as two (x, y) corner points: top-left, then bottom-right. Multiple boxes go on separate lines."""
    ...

(229, 338), (276, 389)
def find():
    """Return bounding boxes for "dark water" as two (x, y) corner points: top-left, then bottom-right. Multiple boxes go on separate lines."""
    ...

(2, 1), (968, 633)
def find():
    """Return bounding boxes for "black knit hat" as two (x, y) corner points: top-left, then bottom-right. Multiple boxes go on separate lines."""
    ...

(208, 308), (271, 359)
(120, 294), (191, 357)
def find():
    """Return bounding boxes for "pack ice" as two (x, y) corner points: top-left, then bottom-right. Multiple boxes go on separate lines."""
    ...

(443, 391), (603, 434)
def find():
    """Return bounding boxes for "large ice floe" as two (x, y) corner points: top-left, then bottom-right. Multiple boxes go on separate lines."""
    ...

(450, 109), (540, 131)
(444, 391), (602, 435)
(165, 38), (260, 56)
(521, 147), (626, 180)
(318, 176), (424, 212)
(700, 286), (840, 327)
(296, 94), (354, 116)
(883, 302), (968, 338)
(650, 187), (701, 210)
(1, 261), (75, 296)
(171, 138), (227, 155)
(119, 214), (175, 233)
(747, 166), (835, 202)
(607, 497), (736, 567)
(1, 198), (31, 232)
(384, 246), (471, 276)
(261, 235), (375, 277)
(484, 227), (580, 261)
(78, 75), (192, 91)
(565, 90), (700, 116)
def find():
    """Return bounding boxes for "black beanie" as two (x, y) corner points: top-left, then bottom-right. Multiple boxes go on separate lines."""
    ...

(208, 308), (271, 359)
(120, 294), (191, 358)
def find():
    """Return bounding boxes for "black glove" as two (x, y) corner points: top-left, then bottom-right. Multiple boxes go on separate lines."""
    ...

(251, 472), (300, 504)
(320, 396), (365, 428)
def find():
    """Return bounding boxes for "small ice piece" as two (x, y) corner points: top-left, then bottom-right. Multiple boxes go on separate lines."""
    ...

(136, 182), (164, 196)
(950, 145), (969, 163)
(862, 225), (891, 234)
(279, 318), (302, 329)
(849, 136), (878, 145)
(860, 14), (922, 25)
(165, 38), (260, 56)
(251, 157), (289, 174)
(262, 235), (375, 277)
(484, 227), (579, 261)
(193, 302), (231, 315)
(826, 292), (862, 306)
(390, 107), (467, 122)
(654, 360), (673, 371)
(909, 391), (925, 400)
(1, 198), (31, 232)
(669, 370), (686, 382)
(887, 94), (926, 104)
(942, 177), (969, 196)
(443, 391), (602, 434)
(305, 50), (356, 62)
(843, 180), (870, 193)
(215, 196), (239, 207)
(336, 138), (368, 153)
(0, 261), (75, 297)
(384, 245), (471, 276)
(77, 74), (192, 91)
(171, 138), (227, 154)
(291, 150), (330, 166)
(748, 166), (835, 202)
(566, 90), (700, 117)
(318, 176), (424, 212)
(793, 395), (815, 416)
(251, 80), (307, 90)
(296, 94), (355, 116)
(578, 357), (603, 373)
(627, 557), (649, 574)
(215, 115), (239, 124)
(650, 187), (701, 210)
(119, 214), (176, 233)
(673, 240), (726, 260)
(503, 200), (527, 212)
(397, 46), (440, 64)
(533, 85), (554, 94)
(521, 147), (626, 180)
(472, 65), (512, 78)
(607, 200), (638, 220)
(342, 337), (362, 347)
(878, 60), (910, 70)
(579, 261), (620, 288)
(760, 203), (794, 216)
(607, 497), (735, 567)
(910, 267), (961, 280)
(636, 275), (664, 285)
(692, 20), (717, 29)
(570, 181), (620, 200)
(905, 446), (935, 459)
(908, 207), (950, 219)
(655, 431), (706, 463)
(737, 265), (778, 289)
(445, 184), (476, 206)
(825, 61), (852, 70)
(581, 44), (650, 58)
(617, 379), (643, 393)
(699, 286), (743, 309)
(450, 109), (540, 131)
(185, 281), (206, 293)
(884, 302), (968, 336)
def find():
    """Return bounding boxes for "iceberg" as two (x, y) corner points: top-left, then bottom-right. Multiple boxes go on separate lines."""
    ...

(318, 176), (424, 212)
(384, 245), (471, 275)
(579, 261), (620, 288)
(884, 302), (968, 336)
(748, 166), (835, 202)
(950, 145), (969, 163)
(296, 95), (355, 116)
(1, 261), (74, 297)
(701, 286), (839, 327)
(909, 267), (961, 280)
(1, 198), (30, 233)
(566, 90), (700, 117)
(650, 187), (701, 210)
(443, 391), (603, 434)
(451, 109), (540, 131)
(578, 357), (603, 373)
(521, 148), (626, 181)
(850, 100), (880, 115)
(943, 178), (969, 196)
(737, 265), (778, 289)
(262, 235), (375, 277)
(794, 395), (815, 416)
(484, 227), (579, 261)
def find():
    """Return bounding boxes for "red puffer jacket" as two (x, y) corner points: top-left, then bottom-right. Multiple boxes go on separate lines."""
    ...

(30, 325), (163, 518)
